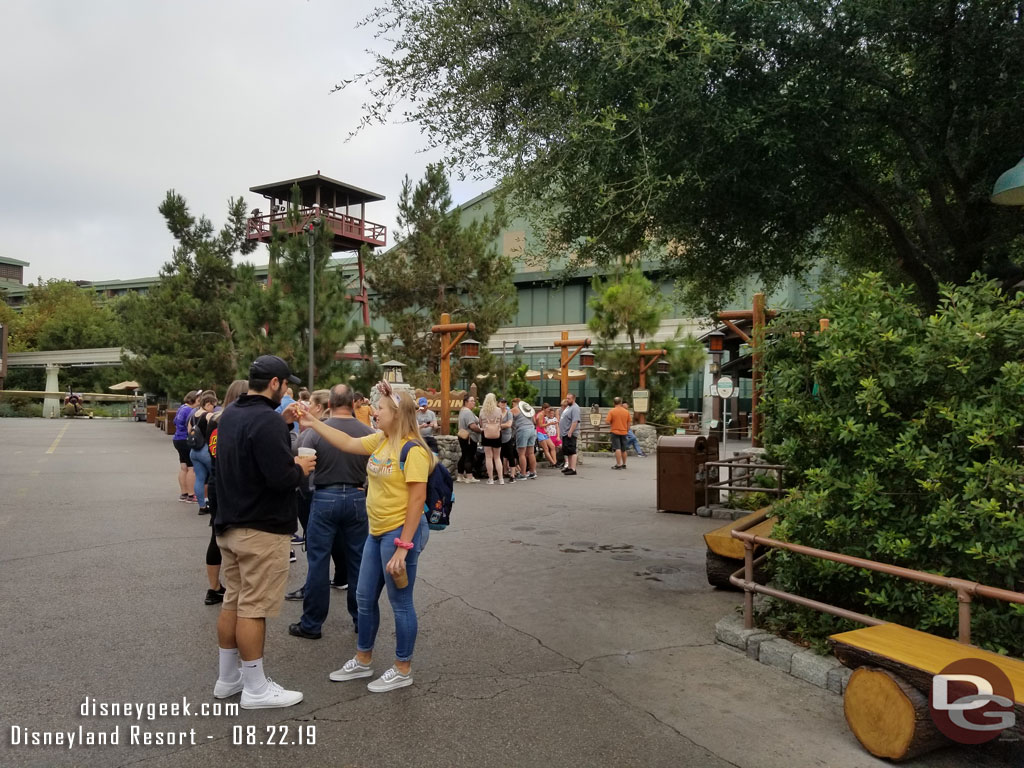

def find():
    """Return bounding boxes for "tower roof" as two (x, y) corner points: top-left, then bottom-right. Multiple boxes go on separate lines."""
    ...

(249, 173), (385, 207)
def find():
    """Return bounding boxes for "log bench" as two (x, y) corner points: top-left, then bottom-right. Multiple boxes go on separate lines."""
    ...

(830, 623), (1024, 761)
(703, 507), (776, 588)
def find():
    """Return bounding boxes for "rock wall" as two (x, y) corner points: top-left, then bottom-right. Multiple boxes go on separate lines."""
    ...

(434, 435), (461, 474)
(633, 424), (658, 455)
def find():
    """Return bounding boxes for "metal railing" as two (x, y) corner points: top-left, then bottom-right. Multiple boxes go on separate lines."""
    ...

(705, 455), (787, 496)
(729, 510), (1024, 645)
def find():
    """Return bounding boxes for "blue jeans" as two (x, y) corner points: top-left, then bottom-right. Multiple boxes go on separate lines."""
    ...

(625, 430), (644, 455)
(299, 487), (368, 634)
(190, 446), (212, 507)
(356, 516), (429, 662)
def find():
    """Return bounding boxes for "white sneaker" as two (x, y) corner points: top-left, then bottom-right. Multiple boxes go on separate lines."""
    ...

(367, 665), (413, 693)
(498, 478), (504, 485)
(467, 477), (480, 484)
(487, 479), (494, 485)
(239, 678), (303, 709)
(213, 675), (243, 698)
(329, 657), (374, 682)
(455, 476), (465, 483)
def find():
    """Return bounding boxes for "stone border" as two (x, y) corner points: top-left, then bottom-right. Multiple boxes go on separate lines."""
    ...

(714, 614), (852, 695)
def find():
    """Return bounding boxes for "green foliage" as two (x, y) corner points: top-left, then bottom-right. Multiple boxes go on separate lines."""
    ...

(586, 269), (704, 429)
(760, 273), (1024, 654)
(346, 1), (1024, 311)
(588, 268), (668, 351)
(0, 399), (42, 418)
(118, 191), (255, 397)
(230, 186), (362, 389)
(505, 363), (538, 403)
(4, 280), (120, 352)
(365, 164), (517, 386)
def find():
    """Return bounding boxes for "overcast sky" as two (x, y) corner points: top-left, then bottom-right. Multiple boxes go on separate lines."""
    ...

(0, 0), (492, 283)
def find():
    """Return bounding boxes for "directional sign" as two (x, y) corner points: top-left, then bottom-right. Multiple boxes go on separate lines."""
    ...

(715, 376), (734, 399)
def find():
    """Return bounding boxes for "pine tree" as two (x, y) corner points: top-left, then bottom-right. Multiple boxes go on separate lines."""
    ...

(118, 191), (255, 397)
(365, 164), (516, 387)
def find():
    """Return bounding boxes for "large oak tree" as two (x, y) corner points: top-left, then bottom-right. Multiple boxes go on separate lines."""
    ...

(343, 0), (1024, 311)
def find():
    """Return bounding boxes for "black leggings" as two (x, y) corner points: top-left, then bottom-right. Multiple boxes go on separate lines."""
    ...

(206, 526), (220, 566)
(458, 437), (476, 474)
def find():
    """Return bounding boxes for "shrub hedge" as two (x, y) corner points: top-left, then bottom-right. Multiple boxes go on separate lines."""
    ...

(760, 273), (1024, 655)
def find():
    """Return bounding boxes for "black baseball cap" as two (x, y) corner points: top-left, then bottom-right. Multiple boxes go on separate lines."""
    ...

(249, 355), (301, 385)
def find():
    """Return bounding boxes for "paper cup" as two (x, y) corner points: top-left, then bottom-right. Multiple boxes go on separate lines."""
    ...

(297, 447), (316, 457)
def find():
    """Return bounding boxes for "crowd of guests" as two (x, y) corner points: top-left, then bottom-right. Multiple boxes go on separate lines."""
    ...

(171, 357), (646, 711)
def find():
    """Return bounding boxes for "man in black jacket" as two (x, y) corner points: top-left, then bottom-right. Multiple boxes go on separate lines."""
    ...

(212, 355), (316, 710)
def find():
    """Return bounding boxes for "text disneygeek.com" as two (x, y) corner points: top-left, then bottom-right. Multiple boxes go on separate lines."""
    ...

(6, 696), (317, 750)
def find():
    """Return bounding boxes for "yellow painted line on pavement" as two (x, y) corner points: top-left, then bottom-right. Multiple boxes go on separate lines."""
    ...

(46, 423), (70, 454)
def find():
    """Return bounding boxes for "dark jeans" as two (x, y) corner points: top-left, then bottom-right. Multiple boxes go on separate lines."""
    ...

(299, 486), (368, 634)
(458, 437), (476, 474)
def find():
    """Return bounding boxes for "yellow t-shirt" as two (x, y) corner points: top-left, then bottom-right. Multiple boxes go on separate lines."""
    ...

(359, 432), (430, 536)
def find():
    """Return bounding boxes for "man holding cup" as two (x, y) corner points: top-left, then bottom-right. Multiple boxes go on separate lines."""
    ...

(288, 384), (374, 641)
(211, 355), (316, 709)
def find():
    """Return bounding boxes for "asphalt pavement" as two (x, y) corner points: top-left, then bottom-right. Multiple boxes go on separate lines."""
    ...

(0, 418), (1007, 767)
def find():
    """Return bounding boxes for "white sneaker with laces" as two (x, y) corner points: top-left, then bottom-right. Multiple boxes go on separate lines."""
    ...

(467, 477), (480, 484)
(367, 665), (413, 693)
(213, 675), (243, 698)
(239, 678), (303, 709)
(329, 657), (374, 682)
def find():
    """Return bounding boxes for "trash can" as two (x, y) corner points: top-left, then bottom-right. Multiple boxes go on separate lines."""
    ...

(657, 434), (719, 514)
(165, 408), (177, 435)
(146, 405), (158, 424)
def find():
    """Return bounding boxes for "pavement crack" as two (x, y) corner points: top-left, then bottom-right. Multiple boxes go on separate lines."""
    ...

(579, 642), (716, 666)
(417, 576), (582, 669)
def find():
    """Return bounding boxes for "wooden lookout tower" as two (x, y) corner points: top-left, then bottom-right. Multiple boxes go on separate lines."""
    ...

(246, 172), (386, 326)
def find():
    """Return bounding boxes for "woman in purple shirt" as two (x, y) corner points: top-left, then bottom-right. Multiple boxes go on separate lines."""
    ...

(172, 391), (199, 502)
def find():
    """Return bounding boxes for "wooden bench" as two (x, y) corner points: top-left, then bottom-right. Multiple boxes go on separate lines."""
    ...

(703, 507), (776, 588)
(830, 623), (1024, 760)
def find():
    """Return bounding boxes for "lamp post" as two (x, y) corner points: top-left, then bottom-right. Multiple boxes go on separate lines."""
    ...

(430, 312), (476, 435)
(305, 204), (321, 388)
(552, 331), (591, 404)
(500, 340), (524, 392)
(635, 342), (668, 425)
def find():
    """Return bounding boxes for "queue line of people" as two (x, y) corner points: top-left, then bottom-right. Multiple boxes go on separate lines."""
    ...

(172, 357), (646, 712)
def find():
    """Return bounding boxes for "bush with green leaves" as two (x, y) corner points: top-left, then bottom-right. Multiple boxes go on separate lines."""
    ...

(760, 273), (1024, 655)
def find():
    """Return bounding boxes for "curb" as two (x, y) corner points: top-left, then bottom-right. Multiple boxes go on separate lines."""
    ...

(714, 614), (852, 695)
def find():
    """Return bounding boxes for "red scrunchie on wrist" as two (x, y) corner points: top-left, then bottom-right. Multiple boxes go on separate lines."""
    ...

(393, 538), (414, 550)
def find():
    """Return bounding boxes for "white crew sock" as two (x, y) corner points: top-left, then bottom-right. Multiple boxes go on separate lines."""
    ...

(241, 657), (268, 693)
(218, 647), (240, 681)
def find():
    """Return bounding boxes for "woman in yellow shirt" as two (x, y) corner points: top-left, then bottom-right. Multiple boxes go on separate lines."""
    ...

(296, 380), (433, 693)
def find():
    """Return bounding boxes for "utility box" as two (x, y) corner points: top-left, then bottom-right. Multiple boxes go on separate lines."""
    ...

(657, 434), (719, 514)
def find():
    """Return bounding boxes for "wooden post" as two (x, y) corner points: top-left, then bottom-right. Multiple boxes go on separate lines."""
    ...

(432, 313), (475, 435)
(637, 342), (647, 425)
(751, 292), (765, 448)
(560, 330), (570, 403)
(439, 312), (452, 434)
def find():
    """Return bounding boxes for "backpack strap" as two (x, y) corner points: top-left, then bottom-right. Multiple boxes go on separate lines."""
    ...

(399, 440), (418, 471)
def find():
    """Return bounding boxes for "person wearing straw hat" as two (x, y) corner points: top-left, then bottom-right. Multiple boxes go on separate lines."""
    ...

(512, 399), (538, 479)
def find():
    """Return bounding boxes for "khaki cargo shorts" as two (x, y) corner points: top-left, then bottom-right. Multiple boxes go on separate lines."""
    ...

(216, 528), (291, 618)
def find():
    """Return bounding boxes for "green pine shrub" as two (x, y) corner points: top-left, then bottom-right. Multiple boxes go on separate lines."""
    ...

(760, 273), (1024, 655)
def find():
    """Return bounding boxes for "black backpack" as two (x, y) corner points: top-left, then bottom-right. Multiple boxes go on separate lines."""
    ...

(399, 441), (454, 531)
(186, 411), (205, 451)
